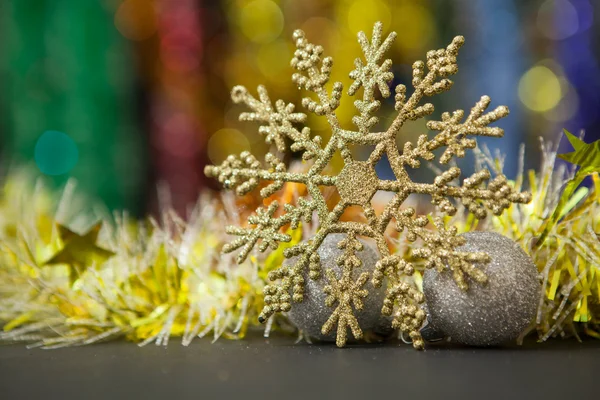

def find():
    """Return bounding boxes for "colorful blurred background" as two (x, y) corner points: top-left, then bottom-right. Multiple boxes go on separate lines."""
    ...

(1, 0), (599, 217)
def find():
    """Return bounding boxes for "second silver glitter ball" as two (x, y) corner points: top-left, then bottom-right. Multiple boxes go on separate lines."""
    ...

(423, 231), (540, 346)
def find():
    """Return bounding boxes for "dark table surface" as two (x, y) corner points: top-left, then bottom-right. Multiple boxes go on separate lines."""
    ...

(1, 334), (599, 400)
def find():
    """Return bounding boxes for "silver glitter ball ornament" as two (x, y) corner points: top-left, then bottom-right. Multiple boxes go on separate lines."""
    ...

(423, 232), (540, 346)
(287, 234), (385, 341)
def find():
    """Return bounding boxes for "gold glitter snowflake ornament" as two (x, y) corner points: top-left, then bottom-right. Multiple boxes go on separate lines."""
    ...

(205, 22), (531, 348)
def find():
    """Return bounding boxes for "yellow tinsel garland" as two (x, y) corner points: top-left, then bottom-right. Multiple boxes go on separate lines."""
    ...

(0, 134), (599, 348)
(451, 137), (600, 340)
(0, 173), (273, 348)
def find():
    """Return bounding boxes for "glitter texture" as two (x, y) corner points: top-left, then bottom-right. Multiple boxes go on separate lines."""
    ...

(423, 232), (541, 346)
(287, 234), (384, 344)
(205, 22), (531, 348)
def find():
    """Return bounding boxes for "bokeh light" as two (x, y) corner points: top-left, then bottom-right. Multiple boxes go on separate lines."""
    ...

(114, 0), (157, 41)
(208, 128), (251, 164)
(301, 17), (342, 49)
(237, 0), (284, 44)
(537, 0), (580, 40)
(160, 30), (202, 73)
(346, 0), (391, 35)
(545, 82), (579, 122)
(34, 131), (79, 176)
(392, 2), (435, 55)
(224, 51), (256, 89)
(155, 114), (201, 159)
(576, 0), (594, 32)
(256, 40), (293, 83)
(518, 65), (563, 112)
(4, 0), (600, 214)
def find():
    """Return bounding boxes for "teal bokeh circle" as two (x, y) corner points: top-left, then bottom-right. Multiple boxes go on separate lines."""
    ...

(34, 131), (79, 176)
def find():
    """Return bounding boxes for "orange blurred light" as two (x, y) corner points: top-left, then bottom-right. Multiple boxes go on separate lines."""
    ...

(301, 17), (342, 48)
(114, 0), (158, 41)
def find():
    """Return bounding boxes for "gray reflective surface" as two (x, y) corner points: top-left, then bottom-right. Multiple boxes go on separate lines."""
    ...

(1, 334), (598, 400)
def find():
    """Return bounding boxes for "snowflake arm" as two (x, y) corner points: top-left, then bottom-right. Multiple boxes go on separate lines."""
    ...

(321, 232), (370, 347)
(231, 85), (323, 159)
(290, 28), (359, 173)
(321, 269), (369, 347)
(259, 203), (349, 323)
(291, 30), (343, 119)
(381, 281), (426, 349)
(259, 231), (327, 323)
(348, 21), (396, 134)
(348, 21), (396, 98)
(374, 166), (531, 220)
(390, 36), (465, 134)
(205, 152), (336, 197)
(222, 200), (316, 263)
(426, 95), (509, 163)
(395, 215), (490, 290)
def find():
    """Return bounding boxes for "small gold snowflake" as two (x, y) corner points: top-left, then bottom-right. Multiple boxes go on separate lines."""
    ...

(205, 22), (531, 348)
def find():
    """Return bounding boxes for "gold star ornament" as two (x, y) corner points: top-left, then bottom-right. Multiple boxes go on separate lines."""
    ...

(44, 223), (114, 285)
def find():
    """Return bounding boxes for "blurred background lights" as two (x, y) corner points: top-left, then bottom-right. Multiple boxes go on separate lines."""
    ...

(545, 84), (579, 122)
(156, 114), (200, 159)
(393, 2), (434, 54)
(238, 0), (284, 44)
(518, 65), (562, 112)
(34, 131), (79, 176)
(114, 0), (158, 41)
(256, 40), (293, 83)
(537, 0), (580, 40)
(574, 0), (594, 32)
(208, 128), (251, 164)
(160, 31), (202, 73)
(2, 0), (599, 213)
(301, 18), (342, 49)
(346, 0), (391, 35)
(482, 9), (520, 48)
